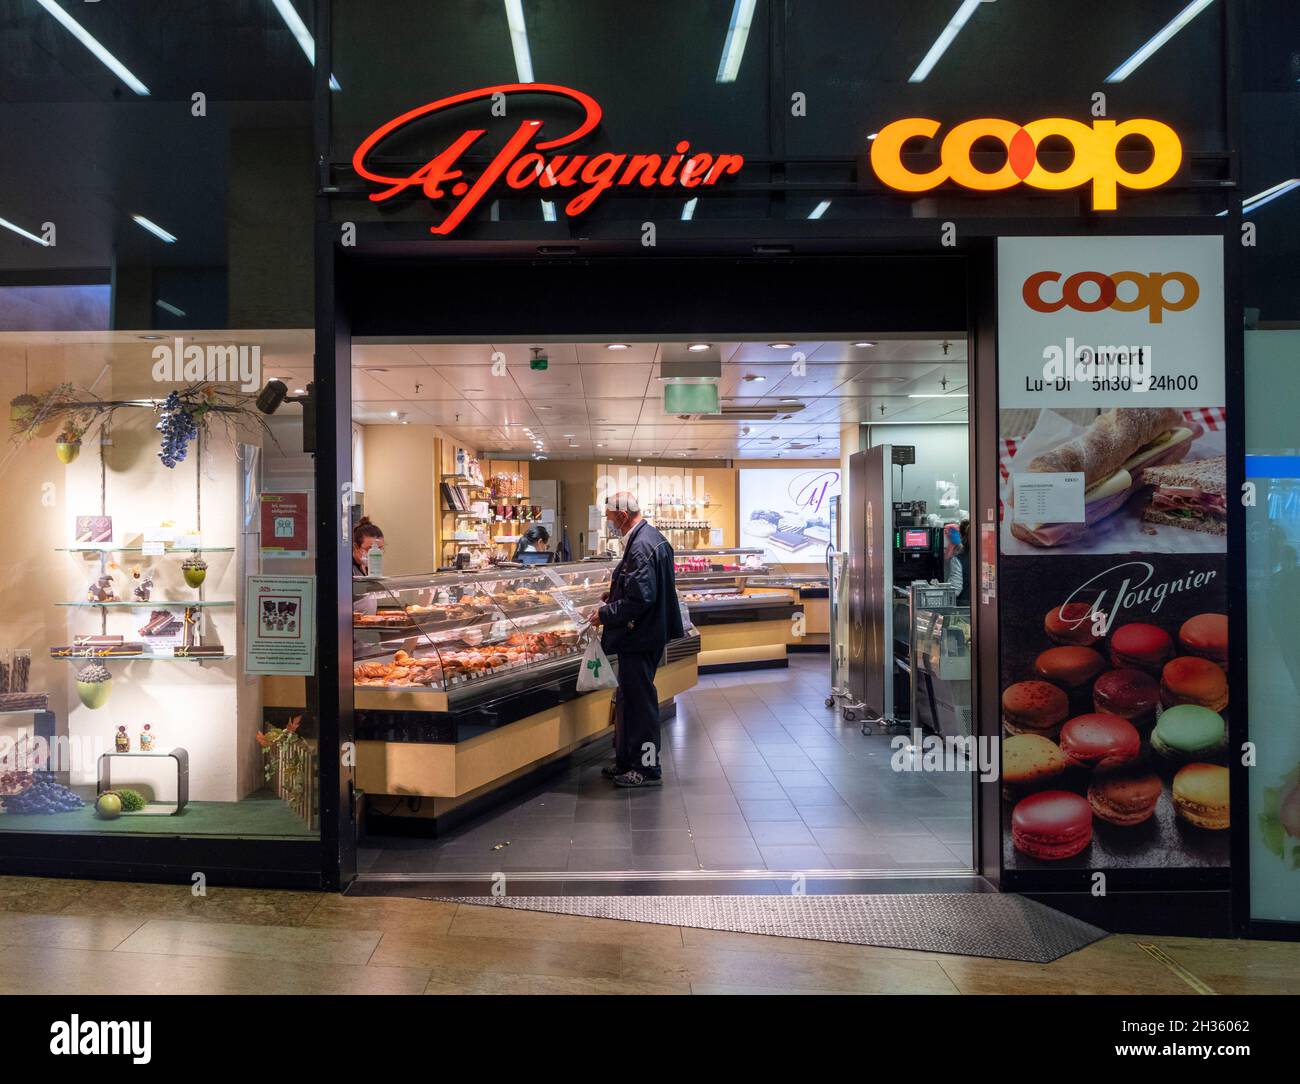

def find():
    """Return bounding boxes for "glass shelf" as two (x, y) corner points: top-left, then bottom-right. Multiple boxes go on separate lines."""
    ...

(56, 600), (235, 607)
(56, 546), (234, 554)
(52, 653), (233, 661)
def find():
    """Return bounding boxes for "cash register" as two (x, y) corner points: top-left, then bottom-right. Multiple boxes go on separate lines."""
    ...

(892, 502), (944, 584)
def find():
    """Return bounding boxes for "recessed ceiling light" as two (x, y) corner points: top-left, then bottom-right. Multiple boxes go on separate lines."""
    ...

(596, 443), (604, 448)
(687, 343), (710, 352)
(365, 368), (390, 374)
(294, 388), (306, 394)
(742, 374), (766, 383)
(606, 343), (630, 351)
(768, 342), (794, 350)
(138, 334), (163, 341)
(389, 411), (399, 417)
(780, 397), (800, 403)
(853, 341), (875, 348)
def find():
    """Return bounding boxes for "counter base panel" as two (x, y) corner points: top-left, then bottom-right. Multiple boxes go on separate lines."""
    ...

(356, 655), (698, 805)
(696, 618), (791, 673)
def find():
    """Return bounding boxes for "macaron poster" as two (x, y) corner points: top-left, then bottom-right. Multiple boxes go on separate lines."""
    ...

(999, 551), (1230, 871)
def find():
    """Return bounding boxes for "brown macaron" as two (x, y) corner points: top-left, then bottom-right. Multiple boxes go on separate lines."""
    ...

(1034, 646), (1107, 690)
(1002, 680), (1071, 736)
(1044, 602), (1099, 647)
(1161, 655), (1229, 712)
(1088, 771), (1162, 826)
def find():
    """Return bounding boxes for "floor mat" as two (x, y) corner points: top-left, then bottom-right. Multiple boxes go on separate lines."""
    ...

(438, 892), (1107, 963)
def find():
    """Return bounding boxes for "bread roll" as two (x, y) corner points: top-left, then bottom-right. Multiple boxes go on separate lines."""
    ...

(1025, 408), (1181, 487)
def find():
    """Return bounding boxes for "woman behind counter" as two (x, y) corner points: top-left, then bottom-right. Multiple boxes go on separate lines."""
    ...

(352, 517), (385, 576)
(512, 524), (550, 561)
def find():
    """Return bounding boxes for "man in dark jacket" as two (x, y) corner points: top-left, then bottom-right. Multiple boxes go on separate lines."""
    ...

(588, 491), (683, 787)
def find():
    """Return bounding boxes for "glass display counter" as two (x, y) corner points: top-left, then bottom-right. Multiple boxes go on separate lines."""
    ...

(348, 560), (702, 831)
(910, 588), (972, 738)
(672, 549), (802, 670)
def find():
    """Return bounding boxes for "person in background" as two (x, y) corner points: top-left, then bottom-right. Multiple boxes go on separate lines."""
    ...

(586, 491), (683, 788)
(944, 521), (971, 603)
(352, 517), (384, 576)
(512, 523), (550, 561)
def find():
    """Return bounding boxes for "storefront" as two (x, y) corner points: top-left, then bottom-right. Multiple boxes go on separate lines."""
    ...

(1, 1), (1296, 938)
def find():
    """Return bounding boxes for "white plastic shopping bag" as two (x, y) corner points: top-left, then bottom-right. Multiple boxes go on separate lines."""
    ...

(576, 633), (618, 691)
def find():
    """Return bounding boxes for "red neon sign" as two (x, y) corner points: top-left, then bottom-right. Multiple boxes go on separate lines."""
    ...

(352, 83), (746, 235)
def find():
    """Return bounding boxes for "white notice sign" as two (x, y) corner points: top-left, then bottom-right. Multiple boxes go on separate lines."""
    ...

(245, 575), (315, 675)
(1012, 472), (1086, 525)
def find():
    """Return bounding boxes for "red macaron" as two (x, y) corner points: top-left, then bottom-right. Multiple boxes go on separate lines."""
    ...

(1059, 713), (1142, 770)
(1092, 668), (1161, 729)
(1178, 613), (1228, 669)
(1161, 655), (1229, 712)
(1034, 646), (1107, 690)
(1109, 623), (1174, 674)
(1011, 790), (1094, 861)
(1044, 602), (1099, 647)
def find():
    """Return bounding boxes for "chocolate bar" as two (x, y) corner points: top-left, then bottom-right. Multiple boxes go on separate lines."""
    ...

(174, 645), (226, 657)
(49, 644), (146, 657)
(139, 610), (182, 637)
(0, 692), (48, 713)
(73, 634), (125, 646)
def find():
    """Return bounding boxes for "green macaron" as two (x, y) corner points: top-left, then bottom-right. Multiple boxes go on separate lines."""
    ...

(1151, 704), (1227, 762)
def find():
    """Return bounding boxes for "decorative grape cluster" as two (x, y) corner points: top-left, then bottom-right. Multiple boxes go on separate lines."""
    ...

(76, 663), (111, 685)
(2, 772), (85, 814)
(156, 391), (198, 468)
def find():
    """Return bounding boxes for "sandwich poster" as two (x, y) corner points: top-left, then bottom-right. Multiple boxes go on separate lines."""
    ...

(739, 468), (839, 563)
(997, 236), (1229, 876)
(997, 235), (1226, 557)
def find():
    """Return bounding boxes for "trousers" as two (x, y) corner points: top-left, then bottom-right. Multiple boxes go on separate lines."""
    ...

(613, 650), (662, 777)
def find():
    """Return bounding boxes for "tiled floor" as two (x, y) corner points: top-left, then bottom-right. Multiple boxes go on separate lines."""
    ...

(364, 654), (974, 877)
(0, 874), (1294, 995)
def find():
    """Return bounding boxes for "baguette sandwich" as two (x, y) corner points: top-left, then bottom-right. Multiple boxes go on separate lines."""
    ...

(1140, 456), (1226, 535)
(1010, 407), (1197, 548)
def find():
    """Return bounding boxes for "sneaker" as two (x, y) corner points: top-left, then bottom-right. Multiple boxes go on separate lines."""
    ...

(612, 769), (663, 788)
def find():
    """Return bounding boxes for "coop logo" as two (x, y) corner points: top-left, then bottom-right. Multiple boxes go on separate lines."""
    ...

(352, 83), (745, 235)
(1023, 270), (1200, 324)
(150, 338), (262, 392)
(870, 117), (1182, 210)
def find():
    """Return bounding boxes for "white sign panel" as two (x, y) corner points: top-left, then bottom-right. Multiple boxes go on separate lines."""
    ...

(1011, 472), (1086, 524)
(245, 575), (316, 675)
(738, 468), (840, 564)
(998, 235), (1224, 408)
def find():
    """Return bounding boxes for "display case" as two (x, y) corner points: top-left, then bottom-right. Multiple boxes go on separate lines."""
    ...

(353, 561), (613, 713)
(672, 549), (801, 670)
(908, 585), (972, 738)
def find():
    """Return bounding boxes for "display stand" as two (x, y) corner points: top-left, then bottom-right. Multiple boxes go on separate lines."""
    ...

(96, 747), (189, 814)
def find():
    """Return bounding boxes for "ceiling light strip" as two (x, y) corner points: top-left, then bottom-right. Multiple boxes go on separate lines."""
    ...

(1104, 0), (1216, 83)
(908, 0), (984, 84)
(503, 0), (535, 83)
(33, 0), (150, 96)
(0, 216), (51, 247)
(715, 0), (757, 83)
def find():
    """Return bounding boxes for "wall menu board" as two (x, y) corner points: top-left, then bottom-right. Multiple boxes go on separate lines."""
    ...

(996, 236), (1229, 878)
(738, 468), (840, 564)
(1244, 331), (1300, 926)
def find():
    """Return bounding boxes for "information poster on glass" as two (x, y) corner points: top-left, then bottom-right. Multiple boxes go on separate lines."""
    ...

(738, 468), (840, 564)
(244, 575), (316, 676)
(996, 236), (1230, 877)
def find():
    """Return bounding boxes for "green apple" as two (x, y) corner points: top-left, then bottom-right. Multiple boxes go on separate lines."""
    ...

(95, 792), (123, 819)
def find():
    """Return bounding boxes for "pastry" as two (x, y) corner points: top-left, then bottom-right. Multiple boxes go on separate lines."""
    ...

(1088, 771), (1162, 826)
(1150, 703), (1227, 763)
(1002, 680), (1070, 737)
(1059, 713), (1142, 771)
(1109, 623), (1173, 674)
(1011, 790), (1093, 860)
(1172, 763), (1230, 829)
(1044, 602), (1098, 646)
(1178, 613), (1228, 668)
(1034, 646), (1106, 689)
(1001, 733), (1068, 798)
(1160, 655), (1228, 711)
(1092, 669), (1160, 729)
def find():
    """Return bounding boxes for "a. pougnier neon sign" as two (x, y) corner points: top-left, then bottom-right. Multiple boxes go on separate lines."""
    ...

(352, 83), (746, 235)
(870, 117), (1182, 210)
